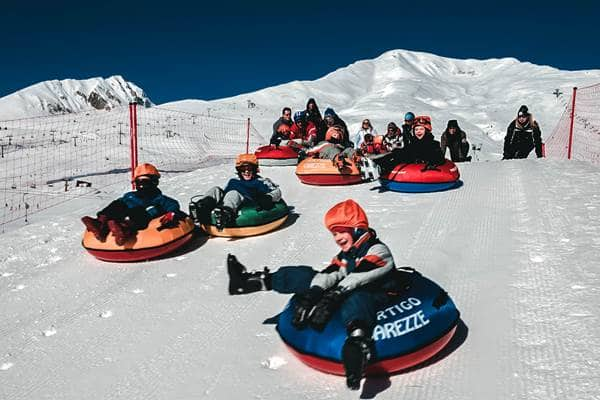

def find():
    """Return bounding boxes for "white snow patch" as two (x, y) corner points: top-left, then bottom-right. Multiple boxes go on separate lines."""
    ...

(99, 310), (113, 319)
(42, 327), (57, 337)
(175, 256), (186, 261)
(1, 362), (14, 371)
(131, 289), (145, 294)
(529, 255), (545, 263)
(1, 272), (14, 277)
(11, 284), (26, 291)
(164, 273), (177, 278)
(261, 356), (287, 370)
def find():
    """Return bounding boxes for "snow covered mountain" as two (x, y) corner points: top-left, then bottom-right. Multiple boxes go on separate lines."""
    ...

(163, 49), (600, 157)
(0, 75), (152, 120)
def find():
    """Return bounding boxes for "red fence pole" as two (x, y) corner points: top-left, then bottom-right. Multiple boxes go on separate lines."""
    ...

(246, 118), (251, 154)
(567, 87), (577, 160)
(129, 102), (139, 189)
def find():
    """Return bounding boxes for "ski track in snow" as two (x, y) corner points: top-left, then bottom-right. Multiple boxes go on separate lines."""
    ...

(0, 160), (599, 399)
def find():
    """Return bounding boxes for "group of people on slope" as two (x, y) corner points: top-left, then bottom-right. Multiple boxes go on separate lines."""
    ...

(354, 112), (472, 164)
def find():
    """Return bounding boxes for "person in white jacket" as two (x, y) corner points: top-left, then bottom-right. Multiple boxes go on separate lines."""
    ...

(353, 119), (378, 149)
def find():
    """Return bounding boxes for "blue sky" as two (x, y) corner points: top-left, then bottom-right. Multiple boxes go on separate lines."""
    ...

(1, 0), (598, 103)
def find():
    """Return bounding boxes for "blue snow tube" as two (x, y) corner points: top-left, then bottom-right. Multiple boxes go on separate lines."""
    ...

(276, 273), (459, 375)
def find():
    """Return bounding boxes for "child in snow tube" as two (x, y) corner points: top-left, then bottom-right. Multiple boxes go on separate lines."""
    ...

(374, 116), (445, 175)
(81, 163), (186, 246)
(189, 154), (287, 237)
(226, 199), (416, 391)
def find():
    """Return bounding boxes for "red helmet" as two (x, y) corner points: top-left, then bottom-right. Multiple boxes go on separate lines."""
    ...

(412, 116), (432, 132)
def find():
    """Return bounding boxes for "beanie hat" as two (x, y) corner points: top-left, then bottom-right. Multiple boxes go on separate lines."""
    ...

(518, 105), (529, 117)
(387, 122), (398, 129)
(235, 153), (259, 168)
(324, 108), (336, 118)
(404, 112), (415, 121)
(324, 199), (369, 232)
(447, 119), (459, 130)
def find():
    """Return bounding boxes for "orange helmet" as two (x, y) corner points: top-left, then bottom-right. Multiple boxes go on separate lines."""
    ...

(412, 116), (432, 132)
(235, 153), (259, 168)
(132, 163), (160, 181)
(325, 126), (344, 142)
(324, 199), (369, 232)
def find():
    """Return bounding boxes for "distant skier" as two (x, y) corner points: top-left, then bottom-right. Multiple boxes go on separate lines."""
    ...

(440, 120), (471, 162)
(227, 199), (413, 390)
(503, 105), (543, 159)
(353, 118), (378, 149)
(188, 154), (281, 231)
(81, 163), (183, 245)
(271, 107), (293, 143)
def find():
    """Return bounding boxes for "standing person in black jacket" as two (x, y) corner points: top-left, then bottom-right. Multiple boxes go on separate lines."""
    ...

(440, 120), (471, 162)
(503, 105), (543, 159)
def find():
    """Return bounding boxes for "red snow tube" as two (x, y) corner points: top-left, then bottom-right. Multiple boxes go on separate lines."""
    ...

(296, 158), (363, 186)
(255, 145), (299, 166)
(82, 216), (196, 262)
(380, 159), (461, 193)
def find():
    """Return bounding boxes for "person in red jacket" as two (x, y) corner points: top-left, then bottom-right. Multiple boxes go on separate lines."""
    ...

(289, 110), (318, 147)
(358, 133), (384, 156)
(226, 199), (414, 390)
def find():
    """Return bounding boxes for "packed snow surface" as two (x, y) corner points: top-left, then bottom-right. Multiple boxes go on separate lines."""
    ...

(1, 159), (599, 399)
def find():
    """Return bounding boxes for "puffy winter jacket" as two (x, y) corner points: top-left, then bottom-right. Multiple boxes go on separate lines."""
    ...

(503, 117), (543, 159)
(407, 132), (445, 165)
(120, 189), (180, 219)
(440, 129), (470, 162)
(290, 121), (318, 145)
(224, 175), (282, 202)
(310, 230), (395, 292)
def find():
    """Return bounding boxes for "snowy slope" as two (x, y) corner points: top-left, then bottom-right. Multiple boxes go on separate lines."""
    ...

(162, 49), (600, 159)
(0, 76), (152, 120)
(1, 159), (599, 399)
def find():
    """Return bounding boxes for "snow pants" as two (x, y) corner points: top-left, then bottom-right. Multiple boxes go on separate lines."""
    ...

(97, 199), (151, 230)
(204, 186), (245, 212)
(271, 266), (391, 332)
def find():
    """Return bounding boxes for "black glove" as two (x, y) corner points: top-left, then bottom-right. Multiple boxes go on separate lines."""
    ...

(292, 287), (324, 329)
(309, 287), (345, 331)
(421, 163), (440, 172)
(270, 135), (282, 146)
(256, 194), (274, 210)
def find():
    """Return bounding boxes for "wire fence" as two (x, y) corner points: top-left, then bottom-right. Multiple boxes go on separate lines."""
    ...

(545, 83), (600, 165)
(0, 105), (265, 232)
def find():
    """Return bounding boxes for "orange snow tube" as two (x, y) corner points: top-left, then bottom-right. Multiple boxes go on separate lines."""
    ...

(295, 158), (362, 186)
(82, 216), (196, 262)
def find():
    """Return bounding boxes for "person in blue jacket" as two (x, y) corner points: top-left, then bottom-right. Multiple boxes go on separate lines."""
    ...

(189, 154), (281, 231)
(81, 163), (182, 245)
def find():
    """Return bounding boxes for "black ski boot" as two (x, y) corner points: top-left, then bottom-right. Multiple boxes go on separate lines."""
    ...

(189, 196), (217, 224)
(342, 325), (373, 391)
(213, 206), (235, 231)
(227, 254), (271, 295)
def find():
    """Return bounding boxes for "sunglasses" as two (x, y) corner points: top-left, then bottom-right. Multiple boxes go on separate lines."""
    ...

(238, 165), (255, 172)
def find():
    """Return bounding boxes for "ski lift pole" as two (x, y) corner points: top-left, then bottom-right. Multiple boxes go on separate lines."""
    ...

(246, 118), (251, 154)
(129, 102), (139, 189)
(567, 87), (577, 160)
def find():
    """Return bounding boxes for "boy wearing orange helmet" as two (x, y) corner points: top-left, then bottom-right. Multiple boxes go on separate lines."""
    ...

(81, 163), (182, 245)
(189, 154), (281, 231)
(227, 199), (413, 390)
